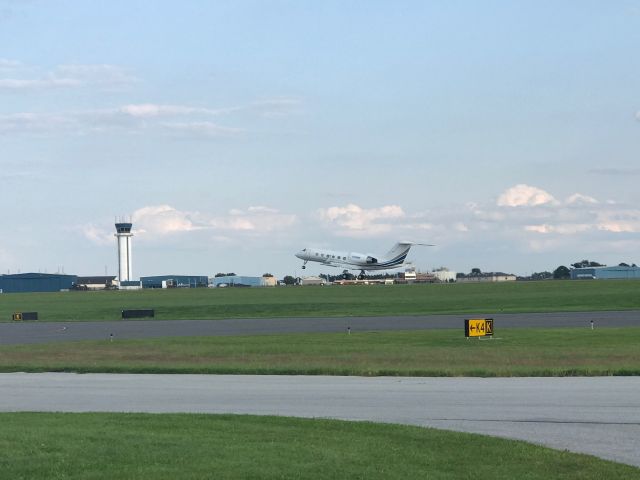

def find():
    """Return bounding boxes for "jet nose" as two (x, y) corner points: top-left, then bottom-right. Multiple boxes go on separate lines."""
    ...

(295, 249), (305, 259)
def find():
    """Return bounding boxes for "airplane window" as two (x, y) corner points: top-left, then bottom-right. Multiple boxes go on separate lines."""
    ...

(343, 257), (346, 260)
(315, 253), (319, 256)
(332, 255), (335, 259)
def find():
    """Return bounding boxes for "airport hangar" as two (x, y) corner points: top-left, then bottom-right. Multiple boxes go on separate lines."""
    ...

(571, 265), (640, 280)
(140, 275), (209, 289)
(0, 273), (77, 293)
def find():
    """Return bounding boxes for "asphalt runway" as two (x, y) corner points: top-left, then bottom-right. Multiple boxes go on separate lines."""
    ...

(1, 373), (639, 468)
(1, 310), (639, 345)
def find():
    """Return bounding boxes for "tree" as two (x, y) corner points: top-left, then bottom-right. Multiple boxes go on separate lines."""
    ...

(341, 269), (355, 280)
(471, 268), (482, 276)
(531, 271), (553, 281)
(282, 275), (296, 285)
(571, 260), (604, 269)
(553, 265), (571, 280)
(214, 272), (236, 277)
(262, 273), (274, 277)
(619, 263), (630, 267)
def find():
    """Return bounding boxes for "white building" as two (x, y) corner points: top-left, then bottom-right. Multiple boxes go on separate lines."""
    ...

(433, 268), (457, 283)
(300, 276), (326, 286)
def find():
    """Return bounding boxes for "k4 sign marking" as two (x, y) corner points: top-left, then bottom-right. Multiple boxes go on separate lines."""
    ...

(465, 318), (494, 338)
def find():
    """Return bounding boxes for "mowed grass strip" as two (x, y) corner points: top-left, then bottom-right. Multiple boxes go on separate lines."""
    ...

(1, 413), (638, 480)
(1, 280), (640, 322)
(2, 327), (639, 376)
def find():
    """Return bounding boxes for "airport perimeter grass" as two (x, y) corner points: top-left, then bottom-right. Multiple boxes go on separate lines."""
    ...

(2, 327), (639, 376)
(1, 280), (640, 321)
(1, 413), (638, 479)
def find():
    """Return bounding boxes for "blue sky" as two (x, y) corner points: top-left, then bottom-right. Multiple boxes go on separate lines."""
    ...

(1, 1), (639, 278)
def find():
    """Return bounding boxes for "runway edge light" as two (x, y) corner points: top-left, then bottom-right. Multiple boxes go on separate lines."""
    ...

(465, 318), (494, 338)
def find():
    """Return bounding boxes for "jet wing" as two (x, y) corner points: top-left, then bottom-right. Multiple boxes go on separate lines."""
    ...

(321, 262), (341, 268)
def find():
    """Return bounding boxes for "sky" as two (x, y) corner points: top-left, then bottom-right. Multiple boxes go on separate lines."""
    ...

(1, 0), (639, 279)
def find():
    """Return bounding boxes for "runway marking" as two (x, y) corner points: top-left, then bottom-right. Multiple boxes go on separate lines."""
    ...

(428, 418), (640, 426)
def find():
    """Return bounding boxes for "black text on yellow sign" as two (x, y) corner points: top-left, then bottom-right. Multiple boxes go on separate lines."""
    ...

(465, 318), (494, 337)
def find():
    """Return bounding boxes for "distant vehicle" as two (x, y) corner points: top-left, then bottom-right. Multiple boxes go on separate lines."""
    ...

(295, 241), (433, 278)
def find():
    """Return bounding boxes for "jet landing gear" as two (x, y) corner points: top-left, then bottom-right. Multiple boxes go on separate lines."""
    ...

(301, 260), (308, 270)
(358, 270), (366, 280)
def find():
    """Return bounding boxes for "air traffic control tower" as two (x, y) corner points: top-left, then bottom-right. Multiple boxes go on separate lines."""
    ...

(115, 221), (133, 283)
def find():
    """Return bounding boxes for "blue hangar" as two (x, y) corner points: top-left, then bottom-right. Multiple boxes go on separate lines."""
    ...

(0, 273), (78, 293)
(571, 265), (640, 280)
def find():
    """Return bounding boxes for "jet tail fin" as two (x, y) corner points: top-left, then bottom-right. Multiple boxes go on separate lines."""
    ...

(383, 241), (434, 263)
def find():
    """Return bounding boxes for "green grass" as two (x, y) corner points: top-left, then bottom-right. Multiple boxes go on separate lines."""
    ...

(2, 327), (639, 376)
(0, 413), (637, 479)
(2, 280), (640, 321)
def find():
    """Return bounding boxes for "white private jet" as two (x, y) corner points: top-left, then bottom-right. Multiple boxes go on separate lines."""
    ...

(295, 242), (433, 277)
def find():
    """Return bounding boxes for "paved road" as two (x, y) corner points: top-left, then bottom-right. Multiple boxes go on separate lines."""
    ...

(1, 310), (639, 345)
(1, 373), (639, 468)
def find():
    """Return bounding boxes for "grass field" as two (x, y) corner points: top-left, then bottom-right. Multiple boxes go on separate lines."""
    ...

(2, 327), (638, 376)
(2, 280), (640, 322)
(1, 413), (638, 479)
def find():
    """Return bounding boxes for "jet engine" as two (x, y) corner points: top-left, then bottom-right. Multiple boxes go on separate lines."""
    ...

(365, 256), (378, 264)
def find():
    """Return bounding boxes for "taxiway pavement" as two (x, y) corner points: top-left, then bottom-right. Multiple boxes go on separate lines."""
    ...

(1, 310), (638, 345)
(1, 373), (639, 468)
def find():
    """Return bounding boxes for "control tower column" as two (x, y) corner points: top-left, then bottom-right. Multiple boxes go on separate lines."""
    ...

(114, 222), (133, 283)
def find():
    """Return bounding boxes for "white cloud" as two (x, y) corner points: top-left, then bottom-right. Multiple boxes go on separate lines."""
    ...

(319, 204), (406, 236)
(454, 222), (469, 232)
(525, 224), (591, 235)
(161, 121), (243, 137)
(497, 184), (557, 207)
(0, 112), (78, 134)
(118, 104), (220, 118)
(209, 206), (296, 232)
(594, 208), (640, 233)
(0, 106), (241, 137)
(54, 64), (138, 87)
(566, 193), (598, 205)
(0, 77), (81, 89)
(0, 246), (12, 264)
(589, 168), (640, 176)
(247, 206), (279, 213)
(251, 97), (303, 117)
(0, 58), (21, 69)
(0, 88), (301, 137)
(80, 224), (113, 246)
(83, 205), (297, 245)
(0, 63), (137, 91)
(132, 205), (201, 236)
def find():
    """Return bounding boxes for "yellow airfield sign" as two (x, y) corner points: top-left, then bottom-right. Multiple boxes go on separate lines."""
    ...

(465, 318), (493, 338)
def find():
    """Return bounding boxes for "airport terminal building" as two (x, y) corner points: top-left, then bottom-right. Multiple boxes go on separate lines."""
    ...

(571, 265), (640, 280)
